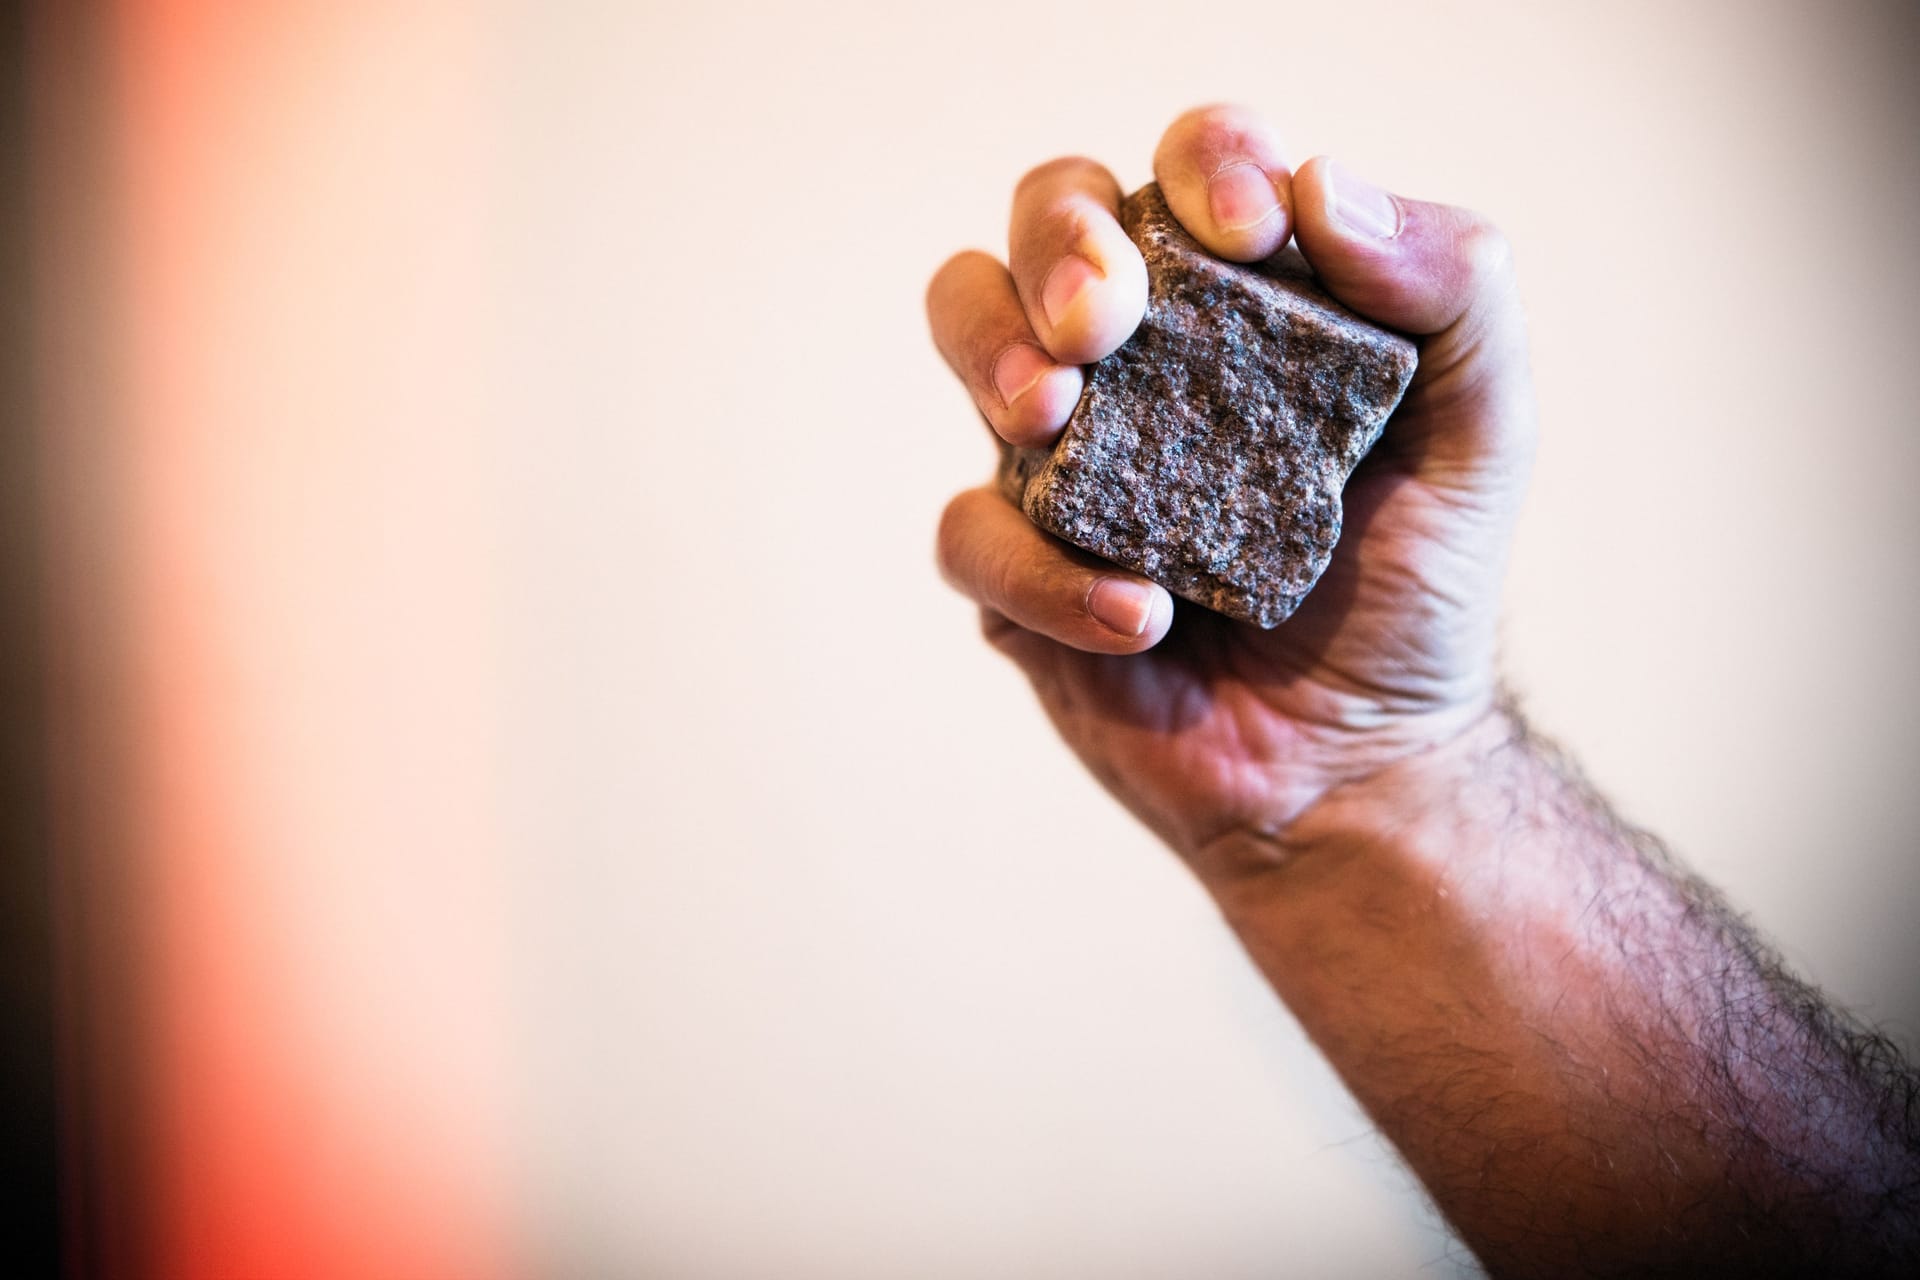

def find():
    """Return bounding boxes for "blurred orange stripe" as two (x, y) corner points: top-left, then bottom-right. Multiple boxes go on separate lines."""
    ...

(95, 3), (512, 1277)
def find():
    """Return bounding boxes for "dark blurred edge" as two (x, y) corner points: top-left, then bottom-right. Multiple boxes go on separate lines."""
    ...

(11, 2), (148, 1276)
(1, 0), (60, 1271)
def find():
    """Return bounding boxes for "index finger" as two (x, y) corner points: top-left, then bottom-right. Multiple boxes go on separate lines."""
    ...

(1007, 157), (1149, 366)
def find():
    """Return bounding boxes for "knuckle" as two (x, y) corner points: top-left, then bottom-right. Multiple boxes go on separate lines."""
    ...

(1029, 199), (1100, 252)
(937, 489), (1027, 614)
(1172, 101), (1256, 145)
(1032, 548), (1095, 631)
(991, 536), (1036, 616)
(1158, 103), (1271, 176)
(1458, 217), (1516, 292)
(1014, 154), (1104, 203)
(934, 491), (977, 587)
(926, 249), (993, 311)
(1452, 217), (1525, 335)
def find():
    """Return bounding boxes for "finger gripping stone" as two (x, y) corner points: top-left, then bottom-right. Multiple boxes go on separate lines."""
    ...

(997, 183), (1418, 629)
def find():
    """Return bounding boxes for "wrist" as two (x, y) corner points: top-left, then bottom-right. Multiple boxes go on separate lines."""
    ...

(1187, 695), (1523, 905)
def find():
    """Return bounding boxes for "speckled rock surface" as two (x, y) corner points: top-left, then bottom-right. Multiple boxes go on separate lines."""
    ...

(998, 183), (1418, 628)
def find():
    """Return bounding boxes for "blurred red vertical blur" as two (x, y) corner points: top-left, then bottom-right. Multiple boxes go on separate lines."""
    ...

(36, 2), (514, 1276)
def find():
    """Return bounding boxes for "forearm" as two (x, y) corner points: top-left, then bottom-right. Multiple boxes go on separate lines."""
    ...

(1201, 703), (1920, 1277)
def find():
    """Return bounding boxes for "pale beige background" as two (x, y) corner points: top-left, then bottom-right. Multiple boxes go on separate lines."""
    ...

(83, 0), (1919, 1276)
(501, 1), (1919, 1274)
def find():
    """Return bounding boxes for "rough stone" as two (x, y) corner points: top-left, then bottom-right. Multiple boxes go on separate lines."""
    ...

(998, 183), (1418, 629)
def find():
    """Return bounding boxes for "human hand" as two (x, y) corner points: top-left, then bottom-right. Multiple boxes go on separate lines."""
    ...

(929, 105), (1536, 884)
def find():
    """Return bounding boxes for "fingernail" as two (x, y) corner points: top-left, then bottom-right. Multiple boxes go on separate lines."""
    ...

(1042, 253), (1102, 329)
(991, 343), (1051, 408)
(1325, 158), (1400, 239)
(1088, 578), (1156, 638)
(1207, 161), (1280, 233)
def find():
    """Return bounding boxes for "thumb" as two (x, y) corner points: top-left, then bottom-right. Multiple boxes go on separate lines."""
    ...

(1292, 156), (1535, 495)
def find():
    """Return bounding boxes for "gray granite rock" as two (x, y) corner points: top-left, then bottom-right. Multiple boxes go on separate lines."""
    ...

(999, 183), (1418, 628)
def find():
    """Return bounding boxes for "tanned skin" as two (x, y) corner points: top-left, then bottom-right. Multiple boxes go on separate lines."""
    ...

(926, 105), (1920, 1277)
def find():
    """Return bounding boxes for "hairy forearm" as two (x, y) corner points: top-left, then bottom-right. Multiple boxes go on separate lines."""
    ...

(1201, 702), (1920, 1278)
